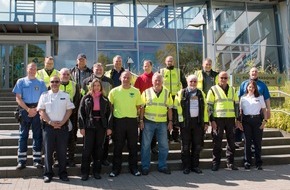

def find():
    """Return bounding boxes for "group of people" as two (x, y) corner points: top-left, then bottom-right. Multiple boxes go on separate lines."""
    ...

(12, 53), (271, 183)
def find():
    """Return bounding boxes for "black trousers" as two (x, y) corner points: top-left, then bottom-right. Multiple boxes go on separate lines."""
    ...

(180, 117), (203, 169)
(67, 112), (78, 161)
(43, 123), (69, 178)
(243, 116), (263, 167)
(81, 121), (106, 175)
(112, 117), (138, 173)
(212, 118), (236, 166)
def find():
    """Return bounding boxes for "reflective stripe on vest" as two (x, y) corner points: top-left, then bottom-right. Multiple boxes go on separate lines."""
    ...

(60, 81), (76, 101)
(144, 88), (169, 122)
(160, 68), (181, 96)
(211, 85), (235, 118)
(37, 69), (60, 87)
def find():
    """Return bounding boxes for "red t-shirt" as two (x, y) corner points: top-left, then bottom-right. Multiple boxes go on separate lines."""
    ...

(134, 72), (153, 94)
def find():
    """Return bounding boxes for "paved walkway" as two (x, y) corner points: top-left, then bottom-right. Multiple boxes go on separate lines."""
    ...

(1, 164), (290, 190)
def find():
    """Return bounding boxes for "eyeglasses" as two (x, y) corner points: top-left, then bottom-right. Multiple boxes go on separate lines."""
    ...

(190, 80), (197, 83)
(50, 81), (60, 84)
(220, 77), (228, 80)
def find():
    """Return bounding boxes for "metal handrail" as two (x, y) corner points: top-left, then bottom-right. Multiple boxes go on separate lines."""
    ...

(269, 90), (290, 97)
(272, 109), (290, 115)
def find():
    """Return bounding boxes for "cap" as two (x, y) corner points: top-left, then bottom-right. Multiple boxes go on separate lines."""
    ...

(77, 53), (86, 59)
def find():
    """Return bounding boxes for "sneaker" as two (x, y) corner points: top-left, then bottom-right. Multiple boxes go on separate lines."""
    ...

(211, 164), (219, 171)
(109, 171), (119, 177)
(142, 169), (149, 175)
(227, 164), (238, 170)
(244, 163), (251, 170)
(16, 163), (26, 170)
(256, 165), (263, 170)
(33, 162), (43, 169)
(43, 176), (52, 183)
(191, 167), (202, 174)
(158, 168), (171, 174)
(183, 168), (190, 174)
(93, 173), (101, 179)
(131, 169), (141, 176)
(81, 174), (89, 181)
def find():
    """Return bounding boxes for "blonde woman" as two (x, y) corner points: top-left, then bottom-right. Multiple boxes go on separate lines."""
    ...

(78, 78), (112, 180)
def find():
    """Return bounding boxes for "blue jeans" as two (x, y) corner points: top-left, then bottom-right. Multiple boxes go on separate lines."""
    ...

(141, 120), (169, 170)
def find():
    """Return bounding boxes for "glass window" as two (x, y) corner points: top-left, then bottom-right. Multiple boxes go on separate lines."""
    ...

(56, 2), (73, 14)
(35, 1), (52, 13)
(0, 1), (10, 12)
(75, 2), (92, 15)
(35, 14), (53, 22)
(56, 15), (73, 25)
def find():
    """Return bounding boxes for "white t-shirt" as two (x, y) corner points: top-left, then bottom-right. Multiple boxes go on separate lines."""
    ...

(37, 90), (75, 121)
(189, 92), (199, 117)
(240, 94), (266, 115)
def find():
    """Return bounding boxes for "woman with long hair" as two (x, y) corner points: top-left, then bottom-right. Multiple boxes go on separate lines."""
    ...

(240, 80), (267, 170)
(78, 78), (112, 180)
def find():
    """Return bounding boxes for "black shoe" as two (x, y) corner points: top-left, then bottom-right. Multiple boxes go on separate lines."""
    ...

(183, 168), (190, 174)
(131, 169), (141, 176)
(43, 176), (52, 183)
(244, 163), (251, 170)
(81, 174), (89, 181)
(191, 167), (202, 174)
(93, 173), (101, 179)
(67, 160), (76, 167)
(33, 162), (43, 169)
(60, 176), (69, 181)
(227, 164), (238, 170)
(158, 168), (171, 174)
(102, 160), (110, 166)
(211, 165), (219, 171)
(16, 163), (26, 170)
(109, 171), (119, 177)
(256, 165), (263, 170)
(142, 169), (149, 175)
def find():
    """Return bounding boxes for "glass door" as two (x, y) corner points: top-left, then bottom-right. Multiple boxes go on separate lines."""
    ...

(0, 43), (46, 89)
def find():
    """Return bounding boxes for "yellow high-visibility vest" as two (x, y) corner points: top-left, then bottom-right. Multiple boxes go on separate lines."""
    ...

(207, 85), (238, 118)
(36, 69), (60, 87)
(143, 87), (173, 122)
(160, 68), (182, 96)
(59, 80), (76, 101)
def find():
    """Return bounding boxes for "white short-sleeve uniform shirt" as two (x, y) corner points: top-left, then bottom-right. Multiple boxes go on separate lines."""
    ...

(37, 90), (75, 121)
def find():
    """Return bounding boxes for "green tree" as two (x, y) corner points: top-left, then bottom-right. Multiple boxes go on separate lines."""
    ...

(155, 43), (202, 75)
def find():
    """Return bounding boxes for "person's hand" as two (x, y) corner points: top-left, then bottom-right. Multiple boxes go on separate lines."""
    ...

(80, 129), (85, 136)
(236, 120), (243, 131)
(139, 120), (144, 130)
(260, 120), (267, 129)
(267, 109), (271, 119)
(204, 124), (209, 133)
(27, 108), (37, 117)
(107, 129), (112, 136)
(168, 121), (173, 132)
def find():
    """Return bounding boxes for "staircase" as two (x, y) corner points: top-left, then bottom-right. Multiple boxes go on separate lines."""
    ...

(1, 88), (290, 178)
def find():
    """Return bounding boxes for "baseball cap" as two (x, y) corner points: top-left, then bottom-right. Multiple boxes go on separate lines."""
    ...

(77, 53), (86, 59)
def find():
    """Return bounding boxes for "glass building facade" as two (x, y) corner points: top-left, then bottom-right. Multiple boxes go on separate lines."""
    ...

(0, 0), (289, 88)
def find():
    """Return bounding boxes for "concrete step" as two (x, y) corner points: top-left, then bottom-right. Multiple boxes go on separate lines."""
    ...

(0, 101), (17, 106)
(0, 111), (15, 117)
(0, 123), (19, 130)
(0, 117), (18, 124)
(0, 105), (17, 111)
(0, 97), (16, 101)
(1, 154), (290, 178)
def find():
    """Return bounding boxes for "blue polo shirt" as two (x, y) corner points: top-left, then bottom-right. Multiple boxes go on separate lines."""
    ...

(12, 77), (47, 104)
(238, 79), (270, 100)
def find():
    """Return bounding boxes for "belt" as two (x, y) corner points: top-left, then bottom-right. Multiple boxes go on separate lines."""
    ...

(25, 103), (38, 108)
(243, 114), (260, 118)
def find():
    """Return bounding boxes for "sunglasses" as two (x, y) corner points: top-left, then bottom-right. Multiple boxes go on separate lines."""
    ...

(50, 80), (60, 84)
(220, 77), (228, 80)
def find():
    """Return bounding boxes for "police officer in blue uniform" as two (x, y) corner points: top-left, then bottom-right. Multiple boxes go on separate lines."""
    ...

(12, 62), (47, 170)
